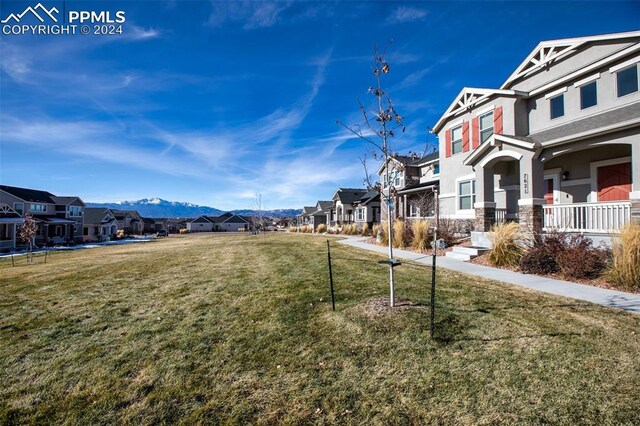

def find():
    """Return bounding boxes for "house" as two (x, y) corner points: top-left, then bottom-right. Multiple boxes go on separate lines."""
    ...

(378, 152), (440, 222)
(111, 209), (144, 235)
(308, 201), (333, 230)
(352, 189), (382, 229)
(187, 213), (250, 232)
(83, 208), (118, 242)
(0, 185), (85, 250)
(431, 30), (640, 244)
(331, 188), (368, 225)
(297, 206), (316, 227)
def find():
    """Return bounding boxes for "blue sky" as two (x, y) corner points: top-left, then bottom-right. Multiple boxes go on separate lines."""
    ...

(1, 1), (638, 210)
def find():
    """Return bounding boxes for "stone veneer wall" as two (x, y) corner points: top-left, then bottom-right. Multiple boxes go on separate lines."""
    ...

(474, 207), (496, 232)
(518, 205), (543, 234)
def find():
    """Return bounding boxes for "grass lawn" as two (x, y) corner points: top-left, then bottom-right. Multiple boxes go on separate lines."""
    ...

(1, 233), (639, 424)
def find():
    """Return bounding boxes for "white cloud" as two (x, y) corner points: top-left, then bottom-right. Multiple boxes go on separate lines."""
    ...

(207, 1), (293, 29)
(387, 6), (428, 24)
(124, 25), (161, 40)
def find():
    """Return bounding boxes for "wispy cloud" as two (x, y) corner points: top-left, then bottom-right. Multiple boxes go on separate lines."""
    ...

(387, 6), (428, 24)
(124, 25), (161, 41)
(207, 1), (293, 29)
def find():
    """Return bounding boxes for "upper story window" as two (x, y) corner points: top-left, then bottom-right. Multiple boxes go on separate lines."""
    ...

(30, 203), (46, 212)
(479, 111), (494, 143)
(68, 205), (83, 217)
(580, 81), (597, 110)
(458, 179), (476, 210)
(433, 162), (440, 175)
(617, 64), (638, 97)
(451, 125), (463, 154)
(14, 203), (24, 215)
(550, 94), (564, 119)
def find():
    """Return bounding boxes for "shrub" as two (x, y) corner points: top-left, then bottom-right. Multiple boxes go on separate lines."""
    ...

(377, 221), (389, 246)
(341, 223), (358, 235)
(557, 234), (608, 280)
(607, 223), (640, 290)
(393, 219), (409, 249)
(436, 217), (457, 247)
(316, 224), (327, 234)
(488, 222), (523, 267)
(289, 226), (297, 233)
(519, 244), (559, 275)
(411, 220), (431, 252)
(360, 223), (370, 236)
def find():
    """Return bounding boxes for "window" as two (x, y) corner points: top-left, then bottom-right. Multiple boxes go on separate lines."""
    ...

(617, 65), (638, 97)
(433, 162), (440, 175)
(451, 125), (463, 154)
(356, 208), (365, 221)
(458, 180), (476, 210)
(409, 203), (420, 217)
(68, 205), (82, 217)
(30, 203), (46, 212)
(550, 94), (564, 119)
(83, 227), (89, 236)
(14, 203), (23, 215)
(580, 81), (597, 109)
(479, 111), (494, 143)
(384, 170), (401, 188)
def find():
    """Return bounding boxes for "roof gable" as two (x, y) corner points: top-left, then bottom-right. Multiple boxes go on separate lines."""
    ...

(0, 185), (55, 204)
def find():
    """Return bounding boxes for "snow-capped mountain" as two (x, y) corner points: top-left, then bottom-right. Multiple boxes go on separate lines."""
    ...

(86, 198), (301, 218)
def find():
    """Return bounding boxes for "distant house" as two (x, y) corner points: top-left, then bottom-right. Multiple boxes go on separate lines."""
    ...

(0, 185), (85, 250)
(187, 213), (250, 232)
(111, 209), (144, 235)
(352, 190), (382, 229)
(83, 208), (118, 242)
(308, 201), (333, 230)
(297, 206), (316, 227)
(331, 188), (368, 225)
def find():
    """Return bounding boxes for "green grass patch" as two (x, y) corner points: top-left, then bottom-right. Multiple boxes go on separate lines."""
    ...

(1, 233), (639, 424)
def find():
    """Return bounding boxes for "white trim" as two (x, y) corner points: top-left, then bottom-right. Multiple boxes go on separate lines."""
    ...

(455, 175), (477, 215)
(474, 201), (496, 208)
(589, 156), (632, 202)
(630, 191), (640, 200)
(609, 56), (640, 73)
(438, 192), (456, 199)
(448, 119), (463, 130)
(495, 134), (536, 150)
(474, 104), (495, 117)
(544, 86), (568, 99)
(518, 198), (545, 206)
(573, 73), (600, 88)
(528, 43), (640, 96)
(479, 150), (523, 168)
(544, 172), (561, 204)
(561, 178), (591, 188)
(500, 185), (521, 191)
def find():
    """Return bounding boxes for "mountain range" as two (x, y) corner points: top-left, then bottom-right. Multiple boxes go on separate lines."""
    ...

(85, 198), (301, 218)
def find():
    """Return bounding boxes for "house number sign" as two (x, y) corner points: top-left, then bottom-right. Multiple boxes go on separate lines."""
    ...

(523, 173), (529, 194)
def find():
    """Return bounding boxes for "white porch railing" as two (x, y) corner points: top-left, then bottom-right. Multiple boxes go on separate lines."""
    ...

(543, 201), (631, 233)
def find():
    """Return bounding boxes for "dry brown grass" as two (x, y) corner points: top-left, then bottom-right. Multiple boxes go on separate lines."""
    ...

(316, 224), (327, 234)
(488, 222), (523, 267)
(411, 220), (431, 252)
(360, 223), (370, 237)
(392, 219), (407, 249)
(607, 223), (640, 291)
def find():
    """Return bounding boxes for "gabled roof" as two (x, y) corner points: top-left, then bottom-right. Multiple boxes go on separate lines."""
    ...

(354, 189), (380, 206)
(333, 188), (367, 204)
(0, 185), (55, 204)
(300, 206), (316, 216)
(377, 151), (439, 174)
(84, 207), (116, 224)
(315, 200), (333, 213)
(501, 30), (640, 90)
(222, 214), (249, 224)
(51, 196), (84, 206)
(432, 88), (523, 133)
(0, 203), (21, 218)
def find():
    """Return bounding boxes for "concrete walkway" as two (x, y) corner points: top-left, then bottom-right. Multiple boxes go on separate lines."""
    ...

(336, 236), (640, 314)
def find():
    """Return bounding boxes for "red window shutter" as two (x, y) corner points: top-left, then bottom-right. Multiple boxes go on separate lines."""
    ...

(462, 121), (470, 152)
(494, 106), (503, 135)
(471, 117), (479, 149)
(445, 129), (451, 157)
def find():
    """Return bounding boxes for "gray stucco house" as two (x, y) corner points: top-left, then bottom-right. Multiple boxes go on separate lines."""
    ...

(430, 30), (639, 241)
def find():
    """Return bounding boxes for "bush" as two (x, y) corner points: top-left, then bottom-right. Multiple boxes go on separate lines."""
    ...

(316, 224), (327, 234)
(556, 234), (608, 280)
(519, 244), (559, 274)
(377, 222), (389, 246)
(436, 217), (457, 247)
(411, 220), (431, 252)
(393, 219), (409, 249)
(488, 222), (523, 267)
(360, 223), (370, 236)
(341, 223), (358, 235)
(607, 223), (640, 290)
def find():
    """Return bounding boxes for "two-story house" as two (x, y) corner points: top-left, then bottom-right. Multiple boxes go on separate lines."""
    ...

(331, 188), (368, 225)
(83, 208), (118, 242)
(0, 185), (85, 250)
(378, 152), (440, 222)
(432, 30), (640, 244)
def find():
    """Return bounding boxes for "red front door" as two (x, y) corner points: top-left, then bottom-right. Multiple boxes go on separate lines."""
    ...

(544, 178), (554, 205)
(598, 162), (631, 201)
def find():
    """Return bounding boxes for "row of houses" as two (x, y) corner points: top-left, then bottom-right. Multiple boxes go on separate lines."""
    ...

(299, 30), (640, 242)
(297, 188), (382, 229)
(0, 185), (172, 251)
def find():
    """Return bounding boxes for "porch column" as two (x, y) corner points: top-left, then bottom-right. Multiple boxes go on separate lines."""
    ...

(518, 155), (544, 234)
(403, 194), (407, 219)
(631, 142), (640, 225)
(474, 166), (496, 231)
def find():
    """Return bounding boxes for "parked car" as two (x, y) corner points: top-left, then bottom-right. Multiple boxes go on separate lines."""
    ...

(156, 230), (168, 237)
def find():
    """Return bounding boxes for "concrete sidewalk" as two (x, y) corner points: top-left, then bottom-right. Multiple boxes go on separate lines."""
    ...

(336, 236), (640, 314)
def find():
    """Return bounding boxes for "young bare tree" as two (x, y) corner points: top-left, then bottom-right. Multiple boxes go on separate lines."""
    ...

(18, 214), (36, 264)
(338, 46), (407, 307)
(250, 193), (267, 235)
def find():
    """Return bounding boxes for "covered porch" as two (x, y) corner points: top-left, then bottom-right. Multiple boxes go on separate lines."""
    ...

(34, 217), (78, 246)
(0, 204), (24, 252)
(464, 133), (638, 237)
